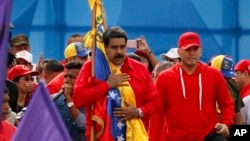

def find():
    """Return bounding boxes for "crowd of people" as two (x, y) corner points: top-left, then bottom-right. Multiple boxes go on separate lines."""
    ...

(1, 26), (250, 141)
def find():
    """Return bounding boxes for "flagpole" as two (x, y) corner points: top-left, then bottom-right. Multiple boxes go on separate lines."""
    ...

(91, 2), (97, 77)
(90, 2), (97, 141)
(89, 1), (107, 140)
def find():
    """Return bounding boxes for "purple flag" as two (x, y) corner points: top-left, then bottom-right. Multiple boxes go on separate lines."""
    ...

(0, 0), (12, 122)
(12, 82), (71, 141)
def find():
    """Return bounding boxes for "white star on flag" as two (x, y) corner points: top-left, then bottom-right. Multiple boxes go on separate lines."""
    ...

(117, 134), (125, 141)
(108, 90), (117, 99)
(117, 121), (125, 130)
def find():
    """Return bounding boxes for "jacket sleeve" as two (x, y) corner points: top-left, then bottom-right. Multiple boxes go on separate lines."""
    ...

(147, 95), (165, 141)
(139, 69), (159, 117)
(147, 72), (166, 141)
(72, 61), (110, 108)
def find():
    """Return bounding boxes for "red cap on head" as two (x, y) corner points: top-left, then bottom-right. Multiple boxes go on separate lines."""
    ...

(7, 65), (38, 81)
(234, 60), (250, 73)
(178, 32), (201, 49)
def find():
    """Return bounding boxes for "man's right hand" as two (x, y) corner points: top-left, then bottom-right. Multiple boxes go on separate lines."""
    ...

(106, 70), (130, 88)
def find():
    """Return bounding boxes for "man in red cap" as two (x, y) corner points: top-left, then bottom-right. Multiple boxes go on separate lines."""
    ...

(234, 60), (250, 124)
(155, 32), (234, 141)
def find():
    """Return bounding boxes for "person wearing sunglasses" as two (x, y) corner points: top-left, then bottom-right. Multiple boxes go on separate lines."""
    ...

(7, 65), (38, 113)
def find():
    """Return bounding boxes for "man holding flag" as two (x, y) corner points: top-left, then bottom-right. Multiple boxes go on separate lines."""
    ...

(73, 26), (159, 141)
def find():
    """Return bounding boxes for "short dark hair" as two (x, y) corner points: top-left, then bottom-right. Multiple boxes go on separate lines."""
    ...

(43, 59), (64, 73)
(13, 76), (21, 82)
(8, 52), (16, 68)
(102, 26), (127, 46)
(36, 59), (51, 73)
(65, 60), (83, 70)
(4, 86), (9, 94)
(69, 33), (83, 38)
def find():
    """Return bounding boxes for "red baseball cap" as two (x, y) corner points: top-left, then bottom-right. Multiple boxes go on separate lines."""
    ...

(8, 65), (38, 81)
(178, 32), (201, 49)
(234, 60), (250, 73)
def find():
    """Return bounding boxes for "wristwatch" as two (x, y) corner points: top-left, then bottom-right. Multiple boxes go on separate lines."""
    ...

(67, 102), (74, 108)
(138, 108), (144, 118)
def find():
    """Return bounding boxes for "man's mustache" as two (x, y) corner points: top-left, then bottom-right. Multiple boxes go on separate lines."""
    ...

(114, 54), (124, 58)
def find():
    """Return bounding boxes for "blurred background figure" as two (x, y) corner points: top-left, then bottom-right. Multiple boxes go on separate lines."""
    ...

(134, 36), (158, 73)
(211, 55), (244, 124)
(161, 47), (181, 64)
(152, 61), (174, 81)
(64, 42), (90, 64)
(126, 52), (142, 63)
(9, 34), (30, 54)
(6, 52), (18, 113)
(2, 86), (19, 126)
(15, 50), (33, 70)
(0, 87), (17, 140)
(234, 60), (250, 124)
(41, 59), (64, 94)
(67, 33), (84, 45)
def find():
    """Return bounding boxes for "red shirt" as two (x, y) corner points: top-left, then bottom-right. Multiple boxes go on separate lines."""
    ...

(156, 62), (234, 141)
(240, 83), (250, 99)
(73, 57), (158, 140)
(0, 120), (16, 141)
(47, 72), (65, 95)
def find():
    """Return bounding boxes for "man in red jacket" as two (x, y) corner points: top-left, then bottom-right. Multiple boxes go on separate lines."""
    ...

(73, 26), (158, 141)
(155, 32), (234, 141)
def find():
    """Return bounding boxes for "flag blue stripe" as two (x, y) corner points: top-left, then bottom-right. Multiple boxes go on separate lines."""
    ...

(94, 47), (110, 79)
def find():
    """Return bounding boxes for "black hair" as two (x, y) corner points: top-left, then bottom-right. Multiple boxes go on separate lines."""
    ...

(7, 52), (16, 68)
(36, 59), (50, 74)
(4, 86), (9, 94)
(148, 62), (154, 72)
(102, 26), (128, 46)
(43, 59), (64, 73)
(13, 76), (21, 82)
(127, 53), (142, 62)
(69, 33), (83, 38)
(65, 60), (83, 70)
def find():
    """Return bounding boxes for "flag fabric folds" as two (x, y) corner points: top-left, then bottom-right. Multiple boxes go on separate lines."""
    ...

(85, 1), (148, 140)
(0, 0), (12, 122)
(12, 82), (71, 141)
